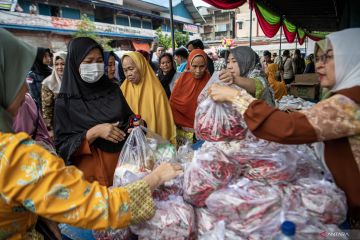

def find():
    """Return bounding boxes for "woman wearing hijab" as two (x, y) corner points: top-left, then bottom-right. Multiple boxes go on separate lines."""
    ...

(157, 53), (181, 98)
(265, 63), (287, 100)
(218, 46), (275, 106)
(120, 51), (177, 143)
(26, 47), (52, 109)
(54, 37), (134, 187)
(208, 28), (360, 228)
(104, 51), (121, 85)
(13, 92), (55, 153)
(0, 29), (182, 240)
(170, 49), (211, 144)
(42, 51), (67, 134)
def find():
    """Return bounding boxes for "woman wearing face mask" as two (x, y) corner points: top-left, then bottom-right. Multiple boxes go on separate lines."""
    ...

(41, 51), (67, 135)
(54, 37), (134, 187)
(208, 28), (360, 228)
(26, 47), (52, 109)
(170, 49), (211, 144)
(218, 46), (275, 106)
(157, 53), (181, 98)
(120, 52), (177, 143)
(0, 28), (183, 240)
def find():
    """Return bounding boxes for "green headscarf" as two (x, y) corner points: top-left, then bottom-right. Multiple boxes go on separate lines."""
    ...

(0, 28), (36, 132)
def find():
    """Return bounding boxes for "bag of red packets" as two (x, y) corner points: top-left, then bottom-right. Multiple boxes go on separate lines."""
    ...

(130, 195), (196, 240)
(195, 72), (247, 142)
(183, 147), (239, 207)
(242, 151), (297, 184)
(194, 98), (247, 142)
(285, 178), (347, 225)
(205, 178), (282, 237)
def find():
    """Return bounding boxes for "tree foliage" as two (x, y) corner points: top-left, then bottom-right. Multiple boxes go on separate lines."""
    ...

(155, 28), (190, 50)
(74, 14), (113, 51)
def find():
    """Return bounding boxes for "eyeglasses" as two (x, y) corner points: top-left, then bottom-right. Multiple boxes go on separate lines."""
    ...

(315, 50), (334, 64)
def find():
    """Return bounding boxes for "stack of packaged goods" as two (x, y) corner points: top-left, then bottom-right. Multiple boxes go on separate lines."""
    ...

(187, 74), (347, 239)
(96, 72), (347, 239)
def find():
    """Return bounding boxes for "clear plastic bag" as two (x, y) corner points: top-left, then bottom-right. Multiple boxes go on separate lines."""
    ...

(194, 98), (247, 142)
(92, 228), (131, 240)
(183, 147), (238, 207)
(289, 178), (347, 224)
(240, 151), (297, 183)
(130, 195), (196, 240)
(195, 72), (247, 142)
(205, 178), (282, 236)
(113, 126), (176, 187)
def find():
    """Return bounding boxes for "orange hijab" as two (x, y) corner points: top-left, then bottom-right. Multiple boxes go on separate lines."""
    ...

(170, 49), (211, 128)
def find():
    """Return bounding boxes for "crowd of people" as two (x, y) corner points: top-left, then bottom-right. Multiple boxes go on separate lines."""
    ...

(0, 27), (359, 239)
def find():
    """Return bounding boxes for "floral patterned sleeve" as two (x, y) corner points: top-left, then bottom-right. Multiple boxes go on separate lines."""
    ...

(41, 85), (54, 131)
(0, 133), (155, 231)
(300, 94), (360, 141)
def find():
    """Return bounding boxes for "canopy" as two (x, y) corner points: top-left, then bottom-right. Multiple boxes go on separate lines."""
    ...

(201, 0), (360, 45)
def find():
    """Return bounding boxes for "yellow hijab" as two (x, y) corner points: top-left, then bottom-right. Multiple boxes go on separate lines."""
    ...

(266, 63), (287, 100)
(120, 52), (176, 142)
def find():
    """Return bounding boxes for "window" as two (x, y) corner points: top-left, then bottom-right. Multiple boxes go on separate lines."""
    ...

(116, 16), (129, 26)
(62, 7), (80, 19)
(216, 24), (227, 32)
(50, 6), (60, 17)
(142, 21), (152, 29)
(238, 21), (243, 29)
(38, 3), (50, 16)
(162, 24), (170, 32)
(130, 18), (141, 28)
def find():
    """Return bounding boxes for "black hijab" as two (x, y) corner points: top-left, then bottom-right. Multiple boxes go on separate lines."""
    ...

(54, 37), (134, 164)
(31, 47), (52, 77)
(104, 51), (126, 84)
(157, 53), (176, 98)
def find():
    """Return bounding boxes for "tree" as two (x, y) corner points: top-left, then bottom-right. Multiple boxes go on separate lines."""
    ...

(155, 28), (190, 50)
(175, 30), (189, 48)
(74, 14), (113, 51)
(155, 28), (172, 50)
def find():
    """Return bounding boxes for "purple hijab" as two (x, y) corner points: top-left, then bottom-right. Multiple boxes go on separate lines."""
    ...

(13, 93), (55, 149)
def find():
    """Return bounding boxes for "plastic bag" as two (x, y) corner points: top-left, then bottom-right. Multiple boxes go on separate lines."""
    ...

(205, 178), (282, 236)
(196, 208), (243, 240)
(113, 126), (176, 187)
(130, 196), (196, 240)
(183, 147), (238, 207)
(175, 141), (194, 164)
(242, 151), (297, 183)
(196, 208), (220, 236)
(194, 98), (247, 142)
(288, 178), (347, 224)
(195, 71), (247, 142)
(93, 229), (131, 240)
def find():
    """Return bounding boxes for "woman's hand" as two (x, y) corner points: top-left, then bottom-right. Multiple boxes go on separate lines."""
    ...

(86, 122), (126, 144)
(218, 69), (234, 84)
(208, 83), (239, 103)
(143, 163), (183, 191)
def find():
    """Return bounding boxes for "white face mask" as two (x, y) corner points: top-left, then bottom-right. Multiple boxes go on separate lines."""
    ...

(79, 63), (104, 83)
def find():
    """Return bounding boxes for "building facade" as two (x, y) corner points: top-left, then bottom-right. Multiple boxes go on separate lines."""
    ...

(198, 6), (235, 41)
(0, 0), (204, 51)
(197, 3), (307, 55)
